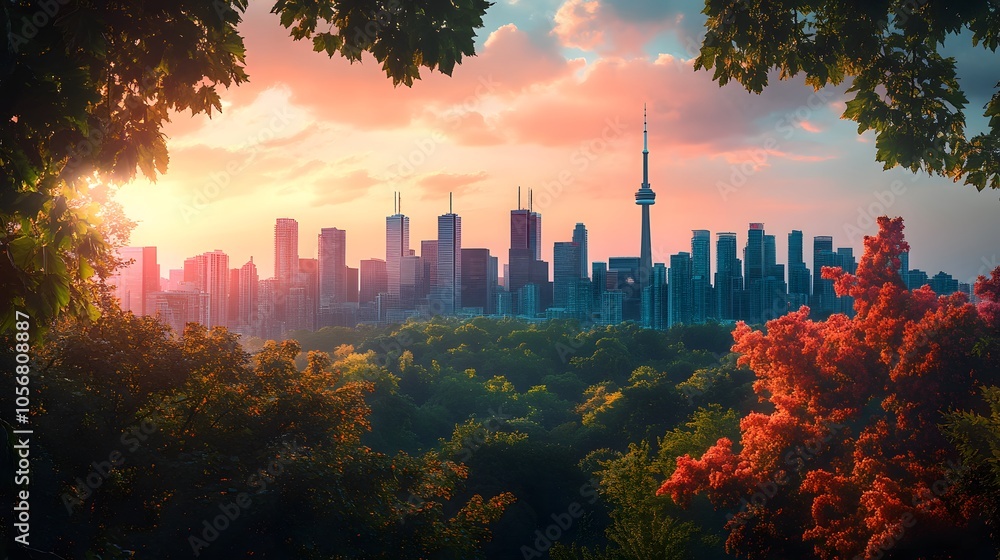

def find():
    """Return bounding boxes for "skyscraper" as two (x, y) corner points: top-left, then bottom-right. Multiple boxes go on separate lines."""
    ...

(636, 105), (656, 299)
(237, 258), (259, 334)
(147, 291), (210, 334)
(488, 255), (499, 315)
(274, 218), (299, 289)
(421, 239), (438, 300)
(508, 188), (544, 298)
(318, 227), (347, 306)
(715, 232), (742, 321)
(744, 223), (765, 287)
(273, 218), (298, 329)
(762, 233), (788, 321)
(200, 249), (229, 328)
(609, 256), (641, 321)
(592, 262), (608, 309)
(507, 188), (549, 315)
(434, 196), (462, 314)
(553, 242), (581, 311)
(110, 246), (159, 316)
(360, 259), (388, 304)
(298, 257), (318, 330)
(400, 255), (423, 309)
(183, 256), (199, 286)
(813, 236), (837, 316)
(835, 247), (856, 316)
(643, 262), (668, 330)
(228, 267), (240, 327)
(743, 223), (768, 323)
(386, 193), (410, 297)
(788, 230), (811, 304)
(573, 223), (588, 278)
(600, 291), (624, 325)
(257, 278), (278, 339)
(668, 252), (692, 327)
(691, 230), (712, 323)
(510, 187), (542, 261)
(461, 248), (496, 314)
(344, 266), (359, 303)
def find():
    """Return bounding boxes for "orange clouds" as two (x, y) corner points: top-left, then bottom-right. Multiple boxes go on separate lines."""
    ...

(121, 0), (951, 281)
(552, 0), (605, 51)
(416, 171), (490, 198)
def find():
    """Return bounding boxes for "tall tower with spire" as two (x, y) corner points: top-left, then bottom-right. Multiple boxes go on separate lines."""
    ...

(386, 192), (410, 298)
(636, 104), (656, 294)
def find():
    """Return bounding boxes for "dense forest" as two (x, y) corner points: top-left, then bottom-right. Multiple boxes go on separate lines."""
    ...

(3, 218), (1000, 559)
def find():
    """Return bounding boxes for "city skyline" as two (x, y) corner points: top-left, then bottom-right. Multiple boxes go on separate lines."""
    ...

(109, 1), (998, 286)
(128, 109), (995, 290)
(110, 130), (973, 337)
(135, 199), (988, 290)
(114, 211), (972, 332)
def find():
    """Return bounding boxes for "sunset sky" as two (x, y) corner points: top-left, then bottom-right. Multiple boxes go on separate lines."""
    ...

(114, 0), (1000, 284)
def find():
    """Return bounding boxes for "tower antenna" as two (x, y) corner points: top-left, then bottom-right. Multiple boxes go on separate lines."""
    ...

(529, 189), (533, 212)
(518, 186), (521, 210)
(449, 192), (453, 214)
(643, 103), (648, 154)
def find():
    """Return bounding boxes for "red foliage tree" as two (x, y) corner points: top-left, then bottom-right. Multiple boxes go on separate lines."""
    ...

(658, 217), (1000, 559)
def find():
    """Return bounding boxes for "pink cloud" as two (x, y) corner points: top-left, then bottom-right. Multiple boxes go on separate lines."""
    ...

(550, 0), (687, 57)
(798, 120), (822, 133)
(552, 0), (605, 51)
(180, 0), (842, 168)
(312, 169), (381, 206)
(416, 171), (489, 198)
(224, 8), (571, 130)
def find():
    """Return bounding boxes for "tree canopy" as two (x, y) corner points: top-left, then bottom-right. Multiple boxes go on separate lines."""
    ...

(697, 0), (1000, 193)
(0, 0), (490, 333)
(658, 217), (1000, 559)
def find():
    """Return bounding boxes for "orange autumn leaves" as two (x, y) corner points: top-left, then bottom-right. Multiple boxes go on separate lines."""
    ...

(657, 217), (1000, 559)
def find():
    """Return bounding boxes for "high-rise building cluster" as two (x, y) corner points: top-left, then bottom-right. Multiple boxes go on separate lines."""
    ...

(109, 110), (975, 335)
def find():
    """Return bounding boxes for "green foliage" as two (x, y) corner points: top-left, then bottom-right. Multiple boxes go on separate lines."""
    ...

(574, 438), (721, 560)
(7, 313), (749, 557)
(944, 385), (1000, 542)
(14, 307), (514, 558)
(292, 318), (745, 556)
(697, 0), (1000, 193)
(2, 0), (250, 334)
(657, 405), (740, 476)
(272, 0), (492, 87)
